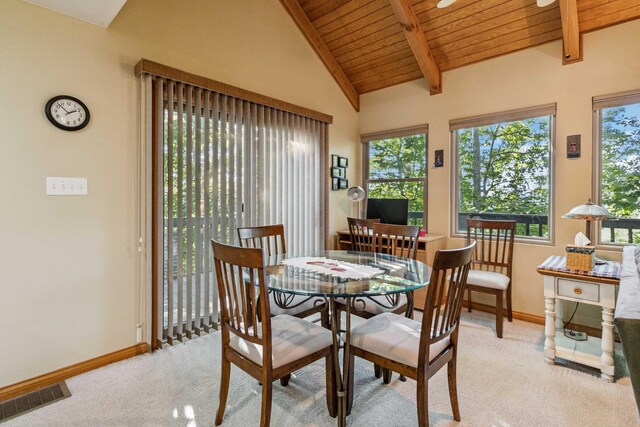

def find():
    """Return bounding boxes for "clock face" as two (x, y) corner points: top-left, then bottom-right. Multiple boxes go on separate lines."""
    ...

(45, 96), (90, 131)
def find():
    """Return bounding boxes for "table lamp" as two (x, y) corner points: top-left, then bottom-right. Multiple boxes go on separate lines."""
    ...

(562, 198), (611, 241)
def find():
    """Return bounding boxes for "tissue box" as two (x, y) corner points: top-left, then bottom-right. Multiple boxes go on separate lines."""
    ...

(566, 245), (595, 271)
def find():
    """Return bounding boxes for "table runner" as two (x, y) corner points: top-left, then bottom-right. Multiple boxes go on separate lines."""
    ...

(537, 255), (621, 279)
(282, 257), (384, 280)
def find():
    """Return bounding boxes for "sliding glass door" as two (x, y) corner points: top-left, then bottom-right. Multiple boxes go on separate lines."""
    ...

(147, 75), (328, 346)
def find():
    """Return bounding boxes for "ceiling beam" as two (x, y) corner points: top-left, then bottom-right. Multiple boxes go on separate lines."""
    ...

(388, 0), (441, 94)
(559, 0), (582, 64)
(279, 0), (360, 111)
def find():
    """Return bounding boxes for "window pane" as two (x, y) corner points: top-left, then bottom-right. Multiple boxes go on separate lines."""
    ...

(367, 181), (424, 226)
(600, 103), (640, 244)
(369, 134), (426, 179)
(456, 116), (551, 239)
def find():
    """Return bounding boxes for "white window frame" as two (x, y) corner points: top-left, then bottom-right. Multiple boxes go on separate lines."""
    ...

(450, 104), (556, 244)
(361, 125), (429, 228)
(592, 89), (640, 249)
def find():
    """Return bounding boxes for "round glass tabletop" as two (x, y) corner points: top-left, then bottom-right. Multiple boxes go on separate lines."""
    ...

(264, 250), (431, 298)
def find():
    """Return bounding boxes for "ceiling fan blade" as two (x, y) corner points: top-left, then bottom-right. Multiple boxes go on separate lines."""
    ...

(537, 0), (557, 7)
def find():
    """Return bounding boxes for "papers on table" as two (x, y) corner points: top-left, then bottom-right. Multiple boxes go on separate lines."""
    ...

(282, 257), (384, 280)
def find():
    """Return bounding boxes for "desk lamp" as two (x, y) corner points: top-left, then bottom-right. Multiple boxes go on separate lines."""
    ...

(347, 186), (366, 219)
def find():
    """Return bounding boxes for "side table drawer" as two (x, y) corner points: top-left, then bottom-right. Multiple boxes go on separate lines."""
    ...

(557, 279), (600, 302)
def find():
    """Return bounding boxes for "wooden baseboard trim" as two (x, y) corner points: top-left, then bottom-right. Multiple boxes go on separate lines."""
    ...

(461, 300), (545, 325)
(460, 301), (619, 341)
(0, 342), (150, 402)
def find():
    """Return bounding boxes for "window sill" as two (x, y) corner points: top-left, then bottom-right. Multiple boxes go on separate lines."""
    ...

(449, 232), (554, 247)
(594, 243), (628, 252)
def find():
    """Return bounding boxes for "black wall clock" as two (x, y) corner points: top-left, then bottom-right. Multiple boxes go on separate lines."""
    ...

(45, 95), (90, 131)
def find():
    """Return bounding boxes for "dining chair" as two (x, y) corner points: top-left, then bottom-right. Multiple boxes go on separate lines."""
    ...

(339, 222), (420, 382)
(347, 223), (420, 318)
(237, 225), (330, 326)
(237, 224), (330, 386)
(212, 240), (337, 426)
(465, 219), (516, 338)
(346, 243), (475, 426)
(347, 217), (380, 252)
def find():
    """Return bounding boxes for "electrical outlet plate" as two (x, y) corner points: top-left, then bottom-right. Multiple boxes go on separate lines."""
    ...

(46, 177), (88, 196)
(564, 329), (587, 341)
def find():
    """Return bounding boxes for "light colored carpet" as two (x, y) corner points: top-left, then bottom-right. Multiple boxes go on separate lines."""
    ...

(5, 311), (639, 426)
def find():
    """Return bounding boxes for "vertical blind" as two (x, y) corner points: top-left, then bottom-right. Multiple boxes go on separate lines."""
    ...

(144, 72), (328, 346)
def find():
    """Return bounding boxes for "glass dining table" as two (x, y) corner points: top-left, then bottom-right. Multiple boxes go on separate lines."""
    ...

(263, 250), (432, 427)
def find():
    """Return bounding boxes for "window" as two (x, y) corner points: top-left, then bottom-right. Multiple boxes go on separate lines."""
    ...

(362, 126), (428, 227)
(594, 90), (640, 245)
(451, 104), (556, 240)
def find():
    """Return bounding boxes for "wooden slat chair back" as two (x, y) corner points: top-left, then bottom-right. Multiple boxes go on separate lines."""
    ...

(213, 241), (270, 359)
(212, 240), (337, 426)
(465, 219), (516, 338)
(422, 244), (475, 354)
(467, 219), (515, 276)
(347, 243), (476, 426)
(238, 224), (286, 260)
(347, 217), (379, 252)
(372, 223), (420, 260)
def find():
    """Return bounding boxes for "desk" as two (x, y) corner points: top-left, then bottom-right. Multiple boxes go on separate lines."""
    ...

(266, 250), (431, 426)
(537, 256), (621, 382)
(335, 230), (445, 310)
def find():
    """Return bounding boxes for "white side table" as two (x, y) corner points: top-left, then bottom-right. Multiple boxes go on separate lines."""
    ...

(537, 256), (620, 382)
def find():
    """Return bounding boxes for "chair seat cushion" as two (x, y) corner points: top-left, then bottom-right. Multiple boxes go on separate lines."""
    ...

(229, 314), (333, 369)
(337, 294), (408, 315)
(350, 312), (450, 368)
(269, 293), (325, 316)
(466, 269), (510, 290)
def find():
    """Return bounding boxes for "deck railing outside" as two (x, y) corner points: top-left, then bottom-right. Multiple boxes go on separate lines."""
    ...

(408, 211), (640, 244)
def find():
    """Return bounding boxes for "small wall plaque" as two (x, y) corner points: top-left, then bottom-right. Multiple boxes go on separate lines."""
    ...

(434, 149), (444, 167)
(567, 135), (581, 159)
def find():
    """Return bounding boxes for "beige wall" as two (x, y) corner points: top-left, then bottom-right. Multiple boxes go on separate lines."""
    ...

(359, 19), (640, 326)
(0, 0), (359, 388)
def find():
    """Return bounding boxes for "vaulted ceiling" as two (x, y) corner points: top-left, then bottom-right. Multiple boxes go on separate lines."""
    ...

(280, 0), (640, 111)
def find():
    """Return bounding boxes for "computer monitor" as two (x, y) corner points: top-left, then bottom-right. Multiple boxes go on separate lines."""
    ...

(366, 198), (409, 225)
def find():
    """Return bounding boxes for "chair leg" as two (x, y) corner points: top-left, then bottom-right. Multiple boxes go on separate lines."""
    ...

(506, 285), (513, 322)
(280, 374), (290, 386)
(260, 377), (272, 427)
(215, 357), (231, 426)
(447, 352), (461, 421)
(374, 364), (382, 378)
(382, 368), (392, 384)
(325, 353), (338, 418)
(467, 288), (472, 312)
(495, 290), (504, 339)
(406, 291), (415, 319)
(321, 305), (331, 329)
(416, 373), (429, 427)
(346, 352), (355, 416)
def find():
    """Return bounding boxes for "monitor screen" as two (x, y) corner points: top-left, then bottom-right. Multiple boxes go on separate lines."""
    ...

(366, 198), (409, 225)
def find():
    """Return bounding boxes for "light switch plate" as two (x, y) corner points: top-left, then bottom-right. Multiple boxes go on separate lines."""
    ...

(46, 177), (88, 196)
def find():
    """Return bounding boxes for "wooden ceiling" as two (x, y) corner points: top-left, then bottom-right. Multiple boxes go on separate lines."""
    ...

(280, 0), (640, 110)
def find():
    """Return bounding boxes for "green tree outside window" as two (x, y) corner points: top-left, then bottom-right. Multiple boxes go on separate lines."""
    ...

(455, 116), (551, 238)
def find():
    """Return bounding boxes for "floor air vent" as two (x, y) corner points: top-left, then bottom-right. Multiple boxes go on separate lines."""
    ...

(0, 382), (71, 423)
